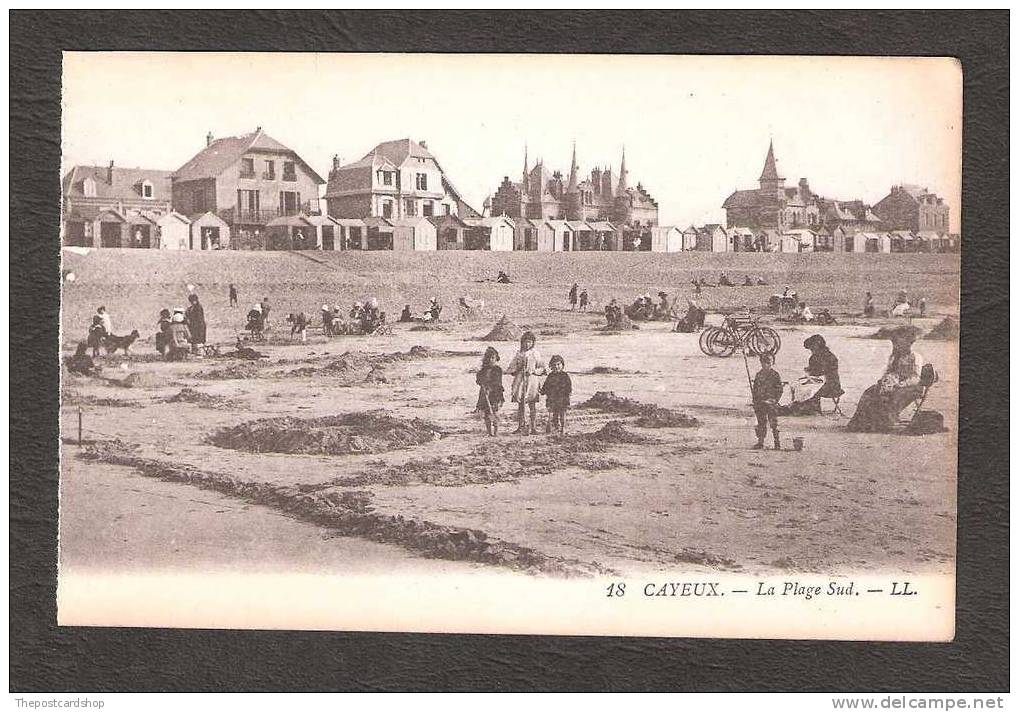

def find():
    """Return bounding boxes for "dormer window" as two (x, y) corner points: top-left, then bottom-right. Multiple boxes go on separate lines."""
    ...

(82, 177), (96, 197)
(141, 180), (154, 199)
(381, 171), (393, 187)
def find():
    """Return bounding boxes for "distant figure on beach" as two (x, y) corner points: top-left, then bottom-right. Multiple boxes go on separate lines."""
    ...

(260, 298), (272, 331)
(97, 306), (113, 335)
(322, 305), (334, 335)
(186, 293), (206, 353)
(399, 305), (413, 323)
(229, 284), (238, 307)
(246, 303), (264, 339)
(287, 312), (308, 342)
(568, 283), (579, 311)
(579, 290), (589, 312)
(428, 297), (442, 321)
(497, 270), (511, 284)
(863, 292), (875, 317)
(86, 316), (107, 358)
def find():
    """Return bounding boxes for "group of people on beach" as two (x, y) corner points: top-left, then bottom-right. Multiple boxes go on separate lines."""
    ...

(474, 331), (572, 437)
(155, 293), (207, 360)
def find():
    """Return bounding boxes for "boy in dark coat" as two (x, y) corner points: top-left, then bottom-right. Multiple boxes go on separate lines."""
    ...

(475, 346), (504, 436)
(539, 354), (572, 434)
(752, 353), (783, 450)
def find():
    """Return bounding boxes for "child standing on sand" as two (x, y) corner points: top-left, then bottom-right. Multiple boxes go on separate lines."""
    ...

(751, 353), (784, 450)
(506, 331), (546, 435)
(475, 346), (505, 436)
(539, 354), (572, 434)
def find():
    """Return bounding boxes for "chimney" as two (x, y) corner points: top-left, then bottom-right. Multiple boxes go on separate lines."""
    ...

(206, 131), (214, 147)
(332, 154), (340, 171)
(107, 160), (114, 184)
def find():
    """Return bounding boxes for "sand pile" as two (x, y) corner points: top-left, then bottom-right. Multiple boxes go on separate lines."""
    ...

(63, 393), (140, 408)
(198, 362), (264, 380)
(579, 391), (700, 428)
(580, 420), (656, 444)
(333, 437), (624, 488)
(208, 410), (443, 456)
(165, 387), (234, 409)
(924, 316), (959, 341)
(113, 371), (175, 389)
(481, 315), (522, 341)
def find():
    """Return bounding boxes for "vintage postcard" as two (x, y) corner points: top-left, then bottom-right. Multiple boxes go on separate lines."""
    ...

(57, 52), (960, 640)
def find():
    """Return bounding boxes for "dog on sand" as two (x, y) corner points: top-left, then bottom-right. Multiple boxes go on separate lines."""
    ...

(103, 330), (141, 355)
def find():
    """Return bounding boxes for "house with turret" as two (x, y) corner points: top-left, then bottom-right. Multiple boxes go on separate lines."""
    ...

(490, 144), (658, 228)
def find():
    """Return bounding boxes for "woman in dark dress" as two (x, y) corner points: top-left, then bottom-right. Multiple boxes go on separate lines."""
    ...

(185, 293), (207, 352)
(783, 334), (843, 415)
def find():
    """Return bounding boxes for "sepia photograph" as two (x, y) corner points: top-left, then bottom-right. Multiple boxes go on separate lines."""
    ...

(55, 51), (962, 640)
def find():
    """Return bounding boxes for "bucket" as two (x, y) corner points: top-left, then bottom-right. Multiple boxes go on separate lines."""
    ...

(792, 437), (804, 452)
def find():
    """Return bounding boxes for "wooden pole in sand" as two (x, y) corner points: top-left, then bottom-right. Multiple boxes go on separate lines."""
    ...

(77, 406), (83, 447)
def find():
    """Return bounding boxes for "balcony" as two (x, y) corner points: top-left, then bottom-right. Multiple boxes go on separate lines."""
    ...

(219, 201), (319, 225)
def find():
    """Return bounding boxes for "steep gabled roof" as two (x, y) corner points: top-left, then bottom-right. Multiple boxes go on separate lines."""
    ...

(174, 129), (325, 183)
(62, 165), (173, 201)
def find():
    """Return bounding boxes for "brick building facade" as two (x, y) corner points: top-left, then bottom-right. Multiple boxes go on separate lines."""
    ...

(872, 184), (950, 233)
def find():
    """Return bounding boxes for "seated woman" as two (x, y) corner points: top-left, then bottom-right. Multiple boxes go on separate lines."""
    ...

(848, 325), (926, 432)
(781, 335), (844, 415)
(673, 297), (706, 333)
(398, 305), (414, 322)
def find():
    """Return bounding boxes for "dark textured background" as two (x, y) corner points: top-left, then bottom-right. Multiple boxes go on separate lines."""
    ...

(10, 10), (1008, 692)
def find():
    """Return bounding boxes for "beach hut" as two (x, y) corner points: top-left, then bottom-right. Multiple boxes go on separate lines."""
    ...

(463, 216), (515, 251)
(125, 213), (157, 248)
(266, 214), (314, 250)
(727, 226), (754, 252)
(363, 216), (395, 250)
(544, 220), (574, 252)
(332, 218), (367, 250)
(586, 221), (617, 251)
(650, 226), (683, 252)
(391, 217), (438, 251)
(782, 229), (818, 253)
(304, 214), (340, 250)
(190, 211), (230, 250)
(429, 214), (470, 250)
(889, 230), (916, 253)
(848, 230), (868, 253)
(566, 220), (595, 250)
(155, 211), (191, 250)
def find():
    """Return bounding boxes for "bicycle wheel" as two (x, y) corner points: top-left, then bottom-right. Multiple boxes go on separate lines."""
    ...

(698, 326), (718, 356)
(747, 326), (781, 356)
(707, 328), (738, 357)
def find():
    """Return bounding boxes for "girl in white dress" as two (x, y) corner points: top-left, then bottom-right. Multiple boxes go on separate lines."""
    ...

(506, 331), (546, 434)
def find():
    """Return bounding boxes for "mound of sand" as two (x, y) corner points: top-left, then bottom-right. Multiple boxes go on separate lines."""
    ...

(481, 315), (522, 341)
(209, 410), (443, 456)
(579, 391), (700, 428)
(409, 322), (447, 332)
(165, 387), (233, 408)
(581, 420), (657, 444)
(924, 316), (959, 341)
(198, 362), (264, 380)
(113, 371), (175, 389)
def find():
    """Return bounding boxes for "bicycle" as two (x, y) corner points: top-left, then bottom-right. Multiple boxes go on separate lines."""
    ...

(698, 311), (781, 358)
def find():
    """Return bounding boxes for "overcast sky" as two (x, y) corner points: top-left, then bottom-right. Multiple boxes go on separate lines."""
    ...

(63, 53), (961, 231)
